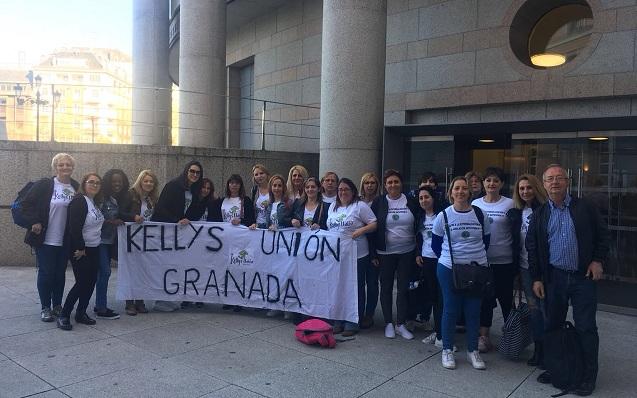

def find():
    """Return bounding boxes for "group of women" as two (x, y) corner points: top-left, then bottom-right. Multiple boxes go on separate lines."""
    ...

(20, 152), (546, 372)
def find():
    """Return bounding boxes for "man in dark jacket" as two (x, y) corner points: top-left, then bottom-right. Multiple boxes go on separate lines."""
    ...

(527, 164), (609, 396)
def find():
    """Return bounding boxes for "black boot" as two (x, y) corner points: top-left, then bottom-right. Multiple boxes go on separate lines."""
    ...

(527, 341), (543, 367)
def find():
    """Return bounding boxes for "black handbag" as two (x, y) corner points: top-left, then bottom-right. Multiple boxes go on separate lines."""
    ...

(24, 229), (45, 248)
(442, 209), (493, 297)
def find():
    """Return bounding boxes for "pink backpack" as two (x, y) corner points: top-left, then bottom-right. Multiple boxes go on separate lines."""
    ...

(295, 319), (336, 348)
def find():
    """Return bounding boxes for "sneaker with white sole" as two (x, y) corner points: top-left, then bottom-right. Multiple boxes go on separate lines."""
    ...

(395, 324), (414, 340)
(384, 323), (396, 338)
(421, 333), (458, 351)
(478, 335), (492, 353)
(442, 349), (456, 369)
(467, 350), (486, 370)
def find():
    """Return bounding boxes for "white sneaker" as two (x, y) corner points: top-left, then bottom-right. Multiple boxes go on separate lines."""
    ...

(384, 323), (396, 339)
(478, 335), (491, 353)
(442, 349), (456, 369)
(395, 324), (414, 340)
(154, 300), (178, 312)
(422, 332), (437, 344)
(467, 350), (486, 370)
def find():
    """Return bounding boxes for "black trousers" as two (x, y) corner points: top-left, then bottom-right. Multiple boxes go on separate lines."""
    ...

(480, 263), (517, 328)
(379, 250), (414, 325)
(61, 246), (99, 317)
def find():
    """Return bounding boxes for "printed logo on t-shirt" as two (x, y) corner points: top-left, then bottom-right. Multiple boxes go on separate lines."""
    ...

(90, 207), (104, 222)
(53, 187), (74, 201)
(488, 217), (494, 224)
(304, 217), (313, 226)
(223, 205), (241, 221)
(392, 214), (399, 221)
(461, 230), (470, 238)
(427, 230), (432, 238)
(328, 213), (354, 229)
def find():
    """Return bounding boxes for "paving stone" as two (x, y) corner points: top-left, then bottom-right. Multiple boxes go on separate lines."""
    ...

(15, 337), (159, 388)
(90, 308), (200, 336)
(0, 313), (57, 338)
(0, 359), (53, 397)
(200, 385), (264, 398)
(203, 309), (287, 334)
(361, 380), (456, 397)
(28, 390), (69, 398)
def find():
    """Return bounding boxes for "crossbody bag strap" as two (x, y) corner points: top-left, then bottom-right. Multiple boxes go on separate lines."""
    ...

(442, 209), (454, 265)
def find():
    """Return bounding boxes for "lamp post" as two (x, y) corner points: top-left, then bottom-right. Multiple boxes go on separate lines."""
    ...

(51, 87), (61, 142)
(34, 74), (42, 142)
(13, 83), (22, 130)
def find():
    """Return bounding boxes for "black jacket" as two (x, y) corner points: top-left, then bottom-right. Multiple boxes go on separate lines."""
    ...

(292, 199), (329, 230)
(506, 203), (540, 269)
(207, 196), (256, 227)
(21, 177), (80, 245)
(66, 194), (91, 251)
(152, 161), (204, 223)
(370, 194), (420, 256)
(526, 196), (609, 283)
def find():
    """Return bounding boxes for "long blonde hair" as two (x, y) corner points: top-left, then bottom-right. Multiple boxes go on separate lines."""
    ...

(512, 174), (548, 209)
(131, 169), (159, 206)
(286, 165), (309, 198)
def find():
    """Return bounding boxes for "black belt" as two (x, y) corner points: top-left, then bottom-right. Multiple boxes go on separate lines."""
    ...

(550, 265), (580, 275)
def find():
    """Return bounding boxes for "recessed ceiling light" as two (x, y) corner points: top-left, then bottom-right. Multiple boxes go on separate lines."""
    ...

(479, 139), (495, 143)
(531, 53), (566, 67)
(588, 137), (608, 141)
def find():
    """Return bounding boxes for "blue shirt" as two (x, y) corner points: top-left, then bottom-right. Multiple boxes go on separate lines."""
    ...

(547, 194), (579, 271)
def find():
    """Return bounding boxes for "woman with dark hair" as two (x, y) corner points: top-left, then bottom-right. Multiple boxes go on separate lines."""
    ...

(94, 169), (129, 320)
(327, 178), (377, 336)
(251, 164), (271, 229)
(508, 174), (548, 366)
(197, 178), (216, 221)
(291, 177), (328, 230)
(57, 173), (105, 330)
(21, 153), (79, 322)
(465, 171), (484, 201)
(151, 160), (204, 312)
(472, 166), (515, 353)
(209, 174), (255, 226)
(119, 169), (159, 315)
(371, 169), (420, 340)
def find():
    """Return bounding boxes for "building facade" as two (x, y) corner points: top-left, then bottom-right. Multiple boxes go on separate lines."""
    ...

(135, 0), (637, 308)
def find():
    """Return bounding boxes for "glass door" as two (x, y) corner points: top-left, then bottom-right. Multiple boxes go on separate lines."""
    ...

(404, 136), (454, 193)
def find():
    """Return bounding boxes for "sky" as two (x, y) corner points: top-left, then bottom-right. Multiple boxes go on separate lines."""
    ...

(0, 0), (132, 69)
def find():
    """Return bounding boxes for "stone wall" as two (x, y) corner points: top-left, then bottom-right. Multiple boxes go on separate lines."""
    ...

(0, 141), (318, 267)
(384, 0), (637, 125)
(225, 0), (322, 153)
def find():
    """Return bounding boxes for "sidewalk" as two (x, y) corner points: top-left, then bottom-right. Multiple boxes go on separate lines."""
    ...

(0, 265), (634, 398)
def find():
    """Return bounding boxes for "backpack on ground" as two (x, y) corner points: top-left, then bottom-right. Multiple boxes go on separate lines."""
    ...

(543, 321), (586, 397)
(295, 319), (336, 348)
(11, 181), (35, 228)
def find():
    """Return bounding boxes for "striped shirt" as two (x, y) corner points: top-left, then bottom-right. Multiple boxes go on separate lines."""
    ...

(547, 194), (579, 271)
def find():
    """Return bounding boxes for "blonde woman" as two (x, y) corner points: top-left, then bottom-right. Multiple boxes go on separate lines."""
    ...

(251, 164), (271, 228)
(286, 165), (309, 200)
(359, 172), (380, 205)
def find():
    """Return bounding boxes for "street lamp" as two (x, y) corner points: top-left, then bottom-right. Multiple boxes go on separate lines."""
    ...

(34, 74), (42, 141)
(13, 83), (22, 128)
(51, 88), (61, 142)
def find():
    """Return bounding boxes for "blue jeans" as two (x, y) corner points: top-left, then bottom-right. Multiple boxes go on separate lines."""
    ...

(35, 244), (69, 309)
(437, 263), (481, 352)
(95, 244), (113, 310)
(546, 268), (599, 383)
(519, 267), (545, 342)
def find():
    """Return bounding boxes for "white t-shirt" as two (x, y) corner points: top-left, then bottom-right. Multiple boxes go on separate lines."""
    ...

(303, 205), (317, 227)
(270, 201), (281, 228)
(432, 206), (491, 269)
(519, 206), (533, 269)
(472, 196), (514, 264)
(420, 213), (437, 259)
(378, 194), (415, 255)
(141, 195), (153, 220)
(322, 194), (336, 204)
(184, 191), (193, 214)
(83, 196), (104, 247)
(255, 192), (269, 226)
(327, 201), (377, 259)
(44, 178), (75, 246)
(221, 197), (242, 223)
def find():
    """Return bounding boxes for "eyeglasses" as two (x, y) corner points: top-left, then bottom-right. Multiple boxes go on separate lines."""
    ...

(188, 169), (201, 175)
(338, 188), (351, 192)
(86, 180), (101, 186)
(543, 176), (568, 183)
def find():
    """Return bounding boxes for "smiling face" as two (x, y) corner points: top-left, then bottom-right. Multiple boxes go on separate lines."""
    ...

(518, 179), (535, 205)
(291, 169), (305, 189)
(384, 175), (402, 199)
(483, 175), (503, 195)
(253, 167), (268, 186)
(304, 180), (318, 200)
(543, 166), (569, 201)
(338, 182), (354, 206)
(228, 180), (241, 197)
(55, 157), (74, 180)
(111, 173), (124, 194)
(450, 179), (470, 205)
(141, 175), (155, 194)
(200, 181), (212, 199)
(419, 189), (434, 212)
(187, 165), (201, 186)
(270, 178), (284, 200)
(84, 175), (102, 198)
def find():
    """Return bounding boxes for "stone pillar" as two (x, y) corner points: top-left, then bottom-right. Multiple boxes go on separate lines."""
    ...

(132, 0), (172, 145)
(319, 0), (387, 181)
(178, 0), (226, 148)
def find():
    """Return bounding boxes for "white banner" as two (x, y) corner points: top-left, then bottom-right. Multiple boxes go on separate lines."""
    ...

(116, 222), (359, 323)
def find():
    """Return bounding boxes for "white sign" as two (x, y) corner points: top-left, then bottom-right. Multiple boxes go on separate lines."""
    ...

(116, 222), (359, 323)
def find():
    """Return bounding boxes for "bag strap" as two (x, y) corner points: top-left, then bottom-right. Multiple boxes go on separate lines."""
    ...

(442, 209), (455, 265)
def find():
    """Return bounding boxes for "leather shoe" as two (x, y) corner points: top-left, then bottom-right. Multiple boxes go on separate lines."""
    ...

(75, 313), (97, 325)
(575, 381), (595, 396)
(536, 371), (551, 384)
(359, 315), (374, 329)
(57, 316), (72, 331)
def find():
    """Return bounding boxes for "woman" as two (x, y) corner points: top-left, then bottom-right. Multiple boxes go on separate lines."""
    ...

(359, 172), (380, 206)
(371, 170), (419, 339)
(119, 169), (159, 315)
(209, 174), (255, 226)
(196, 178), (216, 221)
(251, 164), (271, 229)
(21, 153), (79, 322)
(292, 177), (328, 230)
(95, 169), (130, 320)
(465, 171), (484, 201)
(320, 171), (339, 203)
(432, 176), (491, 370)
(152, 161), (204, 312)
(327, 178), (377, 336)
(508, 174), (547, 367)
(472, 167), (515, 353)
(56, 173), (105, 330)
(286, 165), (309, 200)
(249, 174), (293, 232)
(416, 186), (447, 348)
